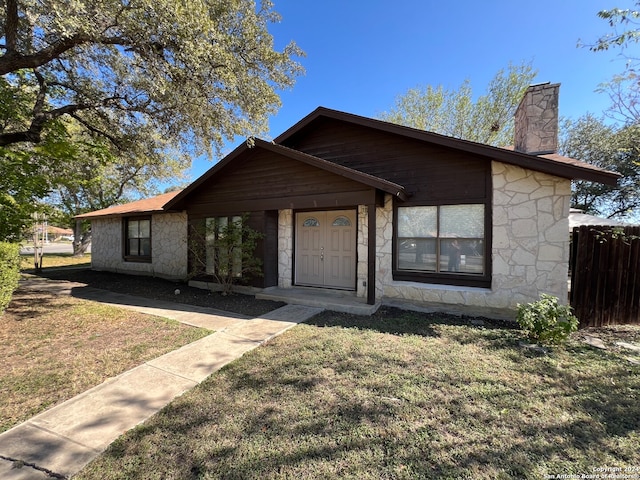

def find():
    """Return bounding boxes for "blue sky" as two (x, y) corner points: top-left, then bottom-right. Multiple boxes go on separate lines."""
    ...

(186, 0), (635, 181)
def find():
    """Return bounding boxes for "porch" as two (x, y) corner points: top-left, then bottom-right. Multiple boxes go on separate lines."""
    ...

(256, 286), (380, 316)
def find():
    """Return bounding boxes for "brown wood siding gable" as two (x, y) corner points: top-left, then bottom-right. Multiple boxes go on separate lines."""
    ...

(280, 119), (490, 204)
(185, 148), (378, 216)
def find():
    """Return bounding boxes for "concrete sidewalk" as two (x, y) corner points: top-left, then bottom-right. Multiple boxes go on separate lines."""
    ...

(0, 279), (323, 479)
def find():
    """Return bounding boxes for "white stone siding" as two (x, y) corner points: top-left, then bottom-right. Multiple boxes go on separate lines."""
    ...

(90, 212), (188, 280)
(356, 205), (368, 298)
(381, 161), (571, 319)
(278, 209), (293, 288)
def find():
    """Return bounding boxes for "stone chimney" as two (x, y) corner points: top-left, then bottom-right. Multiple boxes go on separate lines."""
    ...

(514, 82), (559, 155)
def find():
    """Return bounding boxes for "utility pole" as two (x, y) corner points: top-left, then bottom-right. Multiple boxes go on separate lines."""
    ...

(32, 212), (47, 272)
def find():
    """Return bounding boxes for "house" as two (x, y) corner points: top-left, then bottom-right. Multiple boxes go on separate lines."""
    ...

(568, 208), (632, 229)
(77, 83), (619, 318)
(45, 226), (74, 242)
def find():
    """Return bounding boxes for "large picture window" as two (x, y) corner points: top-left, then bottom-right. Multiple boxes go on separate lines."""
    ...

(124, 217), (151, 261)
(396, 204), (486, 282)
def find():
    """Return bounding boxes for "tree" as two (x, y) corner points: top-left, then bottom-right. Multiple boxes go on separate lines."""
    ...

(46, 119), (189, 254)
(0, 0), (303, 241)
(0, 89), (70, 240)
(585, 2), (640, 124)
(588, 2), (640, 52)
(379, 62), (537, 147)
(0, 0), (303, 154)
(561, 114), (640, 220)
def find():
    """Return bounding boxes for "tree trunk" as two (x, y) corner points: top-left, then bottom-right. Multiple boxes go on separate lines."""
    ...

(73, 219), (91, 256)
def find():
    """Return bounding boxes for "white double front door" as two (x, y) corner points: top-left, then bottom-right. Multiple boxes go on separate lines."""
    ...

(295, 210), (356, 290)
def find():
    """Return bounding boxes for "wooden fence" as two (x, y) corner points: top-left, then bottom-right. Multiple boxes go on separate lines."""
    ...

(570, 225), (640, 328)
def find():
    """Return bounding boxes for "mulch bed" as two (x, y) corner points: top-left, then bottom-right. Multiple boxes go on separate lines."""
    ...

(35, 268), (286, 318)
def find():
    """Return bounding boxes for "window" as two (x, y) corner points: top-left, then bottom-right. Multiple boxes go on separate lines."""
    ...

(395, 204), (488, 286)
(124, 217), (151, 261)
(206, 216), (242, 277)
(332, 216), (351, 227)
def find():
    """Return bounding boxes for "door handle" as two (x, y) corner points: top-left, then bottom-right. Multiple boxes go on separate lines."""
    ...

(320, 246), (324, 261)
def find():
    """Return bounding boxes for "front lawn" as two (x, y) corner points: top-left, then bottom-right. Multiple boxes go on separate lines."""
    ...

(20, 252), (91, 270)
(76, 308), (640, 479)
(0, 284), (210, 433)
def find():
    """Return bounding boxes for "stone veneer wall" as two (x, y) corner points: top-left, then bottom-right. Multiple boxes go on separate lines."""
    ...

(90, 212), (188, 280)
(380, 161), (571, 319)
(278, 209), (294, 288)
(356, 205), (368, 298)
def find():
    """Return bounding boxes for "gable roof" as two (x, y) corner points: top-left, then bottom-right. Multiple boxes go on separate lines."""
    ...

(275, 107), (621, 186)
(75, 190), (182, 219)
(164, 138), (409, 211)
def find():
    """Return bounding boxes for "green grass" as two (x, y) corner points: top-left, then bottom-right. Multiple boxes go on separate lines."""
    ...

(75, 309), (640, 480)
(20, 252), (91, 270)
(1, 285), (211, 433)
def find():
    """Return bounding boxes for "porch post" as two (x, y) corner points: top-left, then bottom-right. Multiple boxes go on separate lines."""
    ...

(367, 203), (376, 305)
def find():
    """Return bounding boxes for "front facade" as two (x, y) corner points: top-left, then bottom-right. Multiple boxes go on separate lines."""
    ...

(80, 85), (619, 318)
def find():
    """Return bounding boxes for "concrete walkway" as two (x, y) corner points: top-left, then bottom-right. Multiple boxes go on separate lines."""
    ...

(0, 279), (323, 479)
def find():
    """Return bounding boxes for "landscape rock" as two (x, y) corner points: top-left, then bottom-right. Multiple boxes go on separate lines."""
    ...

(582, 335), (607, 350)
(615, 341), (640, 353)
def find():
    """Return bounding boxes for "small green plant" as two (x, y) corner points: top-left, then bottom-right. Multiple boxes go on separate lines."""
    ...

(0, 242), (21, 314)
(516, 294), (579, 345)
(188, 214), (264, 295)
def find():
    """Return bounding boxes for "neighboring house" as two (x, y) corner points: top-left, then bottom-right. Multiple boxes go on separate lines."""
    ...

(77, 83), (619, 318)
(45, 226), (74, 242)
(568, 208), (632, 229)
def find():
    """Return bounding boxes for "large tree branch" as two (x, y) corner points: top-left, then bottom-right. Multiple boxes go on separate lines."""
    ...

(0, 88), (126, 146)
(1, 34), (89, 75)
(0, 32), (133, 76)
(4, 0), (19, 55)
(69, 112), (122, 148)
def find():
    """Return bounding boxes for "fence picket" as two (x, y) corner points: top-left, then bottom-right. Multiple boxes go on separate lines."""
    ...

(570, 226), (640, 327)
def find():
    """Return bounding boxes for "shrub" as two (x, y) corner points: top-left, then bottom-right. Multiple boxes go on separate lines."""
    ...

(0, 242), (21, 314)
(516, 294), (579, 345)
(188, 214), (264, 295)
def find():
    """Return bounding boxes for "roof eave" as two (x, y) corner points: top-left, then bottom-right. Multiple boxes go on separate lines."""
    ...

(275, 107), (621, 187)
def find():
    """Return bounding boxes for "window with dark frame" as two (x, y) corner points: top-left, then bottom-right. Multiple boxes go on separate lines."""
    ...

(124, 217), (151, 261)
(395, 204), (488, 286)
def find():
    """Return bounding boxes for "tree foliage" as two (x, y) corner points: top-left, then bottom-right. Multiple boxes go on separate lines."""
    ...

(0, 242), (20, 315)
(0, 86), (71, 240)
(379, 62), (537, 147)
(585, 2), (640, 124)
(47, 120), (189, 253)
(589, 1), (640, 52)
(0, 0), (303, 154)
(561, 114), (640, 220)
(0, 0), (303, 241)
